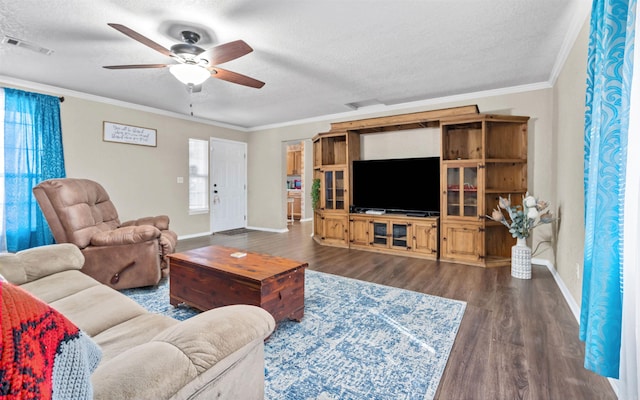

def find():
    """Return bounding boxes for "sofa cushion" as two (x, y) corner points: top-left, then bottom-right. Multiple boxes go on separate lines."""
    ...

(93, 313), (178, 363)
(21, 269), (100, 303)
(50, 285), (148, 336)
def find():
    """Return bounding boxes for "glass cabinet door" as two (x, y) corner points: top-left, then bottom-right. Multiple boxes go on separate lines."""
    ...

(335, 170), (345, 210)
(324, 170), (334, 210)
(323, 168), (346, 211)
(446, 168), (461, 217)
(445, 164), (479, 218)
(391, 223), (408, 248)
(372, 222), (388, 246)
(462, 167), (478, 217)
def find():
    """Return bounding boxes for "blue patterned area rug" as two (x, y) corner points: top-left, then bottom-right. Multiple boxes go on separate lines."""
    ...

(121, 270), (466, 400)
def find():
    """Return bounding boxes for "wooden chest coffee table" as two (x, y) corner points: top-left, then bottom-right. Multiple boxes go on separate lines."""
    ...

(167, 245), (307, 322)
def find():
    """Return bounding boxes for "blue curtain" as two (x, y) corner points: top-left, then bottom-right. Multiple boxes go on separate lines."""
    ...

(3, 88), (66, 251)
(581, 0), (636, 378)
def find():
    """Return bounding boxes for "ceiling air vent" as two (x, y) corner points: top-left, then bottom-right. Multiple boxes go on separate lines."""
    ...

(2, 35), (54, 55)
(344, 99), (385, 110)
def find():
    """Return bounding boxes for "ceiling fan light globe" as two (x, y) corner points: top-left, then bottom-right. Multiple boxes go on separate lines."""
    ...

(169, 64), (210, 85)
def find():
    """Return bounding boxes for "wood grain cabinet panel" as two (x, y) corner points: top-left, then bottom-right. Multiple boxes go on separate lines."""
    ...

(412, 220), (439, 257)
(321, 214), (349, 247)
(440, 114), (529, 267)
(349, 216), (371, 247)
(441, 222), (484, 264)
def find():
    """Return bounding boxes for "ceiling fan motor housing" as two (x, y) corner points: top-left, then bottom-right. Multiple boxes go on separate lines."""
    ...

(181, 30), (200, 44)
(171, 31), (205, 58)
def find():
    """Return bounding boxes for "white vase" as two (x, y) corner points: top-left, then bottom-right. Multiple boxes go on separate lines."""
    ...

(511, 237), (532, 279)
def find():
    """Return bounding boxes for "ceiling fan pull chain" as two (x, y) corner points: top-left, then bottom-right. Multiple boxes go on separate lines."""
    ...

(188, 83), (194, 116)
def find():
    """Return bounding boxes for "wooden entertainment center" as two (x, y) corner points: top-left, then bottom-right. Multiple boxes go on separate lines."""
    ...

(312, 105), (530, 267)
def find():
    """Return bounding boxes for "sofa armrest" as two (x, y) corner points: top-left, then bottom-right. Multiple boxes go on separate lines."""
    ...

(121, 215), (170, 231)
(90, 225), (161, 247)
(0, 243), (84, 285)
(91, 305), (275, 400)
(152, 304), (275, 368)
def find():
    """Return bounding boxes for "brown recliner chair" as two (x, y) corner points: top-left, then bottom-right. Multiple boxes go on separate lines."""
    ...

(33, 178), (178, 289)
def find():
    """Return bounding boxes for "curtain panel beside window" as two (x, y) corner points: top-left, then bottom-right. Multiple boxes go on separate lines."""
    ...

(1, 88), (65, 252)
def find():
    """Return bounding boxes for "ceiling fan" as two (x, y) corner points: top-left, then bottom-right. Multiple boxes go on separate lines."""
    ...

(103, 23), (264, 91)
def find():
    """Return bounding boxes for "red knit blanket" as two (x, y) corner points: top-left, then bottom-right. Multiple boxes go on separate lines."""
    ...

(0, 280), (101, 400)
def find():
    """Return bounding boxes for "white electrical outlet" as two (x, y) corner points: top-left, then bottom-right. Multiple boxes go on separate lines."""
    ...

(576, 262), (581, 281)
(177, 177), (184, 184)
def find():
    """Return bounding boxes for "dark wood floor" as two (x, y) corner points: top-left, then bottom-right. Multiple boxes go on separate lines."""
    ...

(176, 221), (616, 400)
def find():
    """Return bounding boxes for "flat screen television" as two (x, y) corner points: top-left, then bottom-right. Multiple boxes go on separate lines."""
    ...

(352, 157), (440, 214)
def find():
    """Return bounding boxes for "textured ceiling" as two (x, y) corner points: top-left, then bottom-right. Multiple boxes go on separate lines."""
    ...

(0, 1), (587, 129)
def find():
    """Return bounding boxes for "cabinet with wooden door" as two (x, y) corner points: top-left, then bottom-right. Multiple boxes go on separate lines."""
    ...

(349, 215), (370, 247)
(348, 214), (439, 260)
(317, 213), (349, 247)
(440, 114), (529, 267)
(287, 148), (302, 176)
(440, 221), (484, 264)
(312, 130), (360, 246)
(412, 219), (439, 257)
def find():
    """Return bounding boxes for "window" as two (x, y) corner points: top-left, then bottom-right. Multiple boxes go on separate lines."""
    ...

(189, 139), (209, 214)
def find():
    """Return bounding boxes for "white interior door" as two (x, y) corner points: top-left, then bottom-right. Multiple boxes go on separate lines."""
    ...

(210, 138), (247, 232)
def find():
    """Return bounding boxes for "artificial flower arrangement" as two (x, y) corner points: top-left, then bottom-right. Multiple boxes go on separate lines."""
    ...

(487, 193), (555, 239)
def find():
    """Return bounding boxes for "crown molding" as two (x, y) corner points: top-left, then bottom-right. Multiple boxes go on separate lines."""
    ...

(248, 82), (552, 132)
(2, 74), (551, 133)
(0, 75), (248, 132)
(548, 0), (591, 85)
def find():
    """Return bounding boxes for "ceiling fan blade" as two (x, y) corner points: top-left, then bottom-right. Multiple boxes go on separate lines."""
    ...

(103, 64), (168, 69)
(108, 23), (173, 58)
(199, 40), (253, 65)
(211, 67), (265, 89)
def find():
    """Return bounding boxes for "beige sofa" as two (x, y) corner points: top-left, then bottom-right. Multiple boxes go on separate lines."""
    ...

(0, 243), (276, 400)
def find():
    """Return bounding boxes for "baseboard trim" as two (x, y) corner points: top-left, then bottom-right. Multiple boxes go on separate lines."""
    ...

(177, 226), (291, 240)
(532, 257), (580, 322)
(177, 231), (211, 240)
(246, 225), (289, 233)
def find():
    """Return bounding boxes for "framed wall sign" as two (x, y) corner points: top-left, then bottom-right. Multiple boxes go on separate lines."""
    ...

(103, 121), (157, 147)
